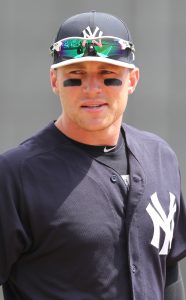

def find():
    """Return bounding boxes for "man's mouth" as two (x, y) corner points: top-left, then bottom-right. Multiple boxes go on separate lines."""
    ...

(82, 104), (105, 108)
(81, 103), (108, 110)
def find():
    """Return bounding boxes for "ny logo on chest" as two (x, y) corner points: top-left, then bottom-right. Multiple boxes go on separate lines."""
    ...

(146, 192), (177, 255)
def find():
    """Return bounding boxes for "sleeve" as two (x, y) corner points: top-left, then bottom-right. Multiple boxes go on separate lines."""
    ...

(0, 156), (31, 284)
(165, 263), (185, 300)
(168, 190), (186, 263)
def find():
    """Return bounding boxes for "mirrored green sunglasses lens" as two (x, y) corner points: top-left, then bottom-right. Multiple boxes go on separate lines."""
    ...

(61, 39), (85, 58)
(93, 41), (123, 57)
(57, 38), (124, 58)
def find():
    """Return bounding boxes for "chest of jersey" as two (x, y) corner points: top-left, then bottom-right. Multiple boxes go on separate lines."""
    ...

(17, 147), (131, 299)
(18, 142), (181, 300)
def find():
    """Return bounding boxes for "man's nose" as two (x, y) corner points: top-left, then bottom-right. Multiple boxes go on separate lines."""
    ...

(82, 75), (102, 96)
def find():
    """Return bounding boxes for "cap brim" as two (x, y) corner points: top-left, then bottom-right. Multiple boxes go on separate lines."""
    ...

(50, 56), (135, 69)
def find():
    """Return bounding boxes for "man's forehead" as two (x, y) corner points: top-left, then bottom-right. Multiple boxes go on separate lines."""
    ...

(62, 61), (126, 70)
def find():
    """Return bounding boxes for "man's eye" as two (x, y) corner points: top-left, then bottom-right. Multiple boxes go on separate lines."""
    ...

(101, 70), (114, 75)
(70, 70), (84, 75)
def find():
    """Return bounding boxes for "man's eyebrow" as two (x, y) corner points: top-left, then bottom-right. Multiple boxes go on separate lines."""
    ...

(64, 62), (120, 72)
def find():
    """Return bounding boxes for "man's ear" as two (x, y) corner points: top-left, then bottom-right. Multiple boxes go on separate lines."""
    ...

(128, 68), (140, 95)
(50, 68), (59, 95)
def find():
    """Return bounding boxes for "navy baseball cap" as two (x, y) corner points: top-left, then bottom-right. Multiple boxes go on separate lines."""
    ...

(50, 11), (135, 69)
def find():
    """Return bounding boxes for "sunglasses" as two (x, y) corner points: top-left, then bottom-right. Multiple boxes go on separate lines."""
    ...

(50, 36), (135, 59)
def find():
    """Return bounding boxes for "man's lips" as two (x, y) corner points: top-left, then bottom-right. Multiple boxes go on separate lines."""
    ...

(81, 102), (108, 110)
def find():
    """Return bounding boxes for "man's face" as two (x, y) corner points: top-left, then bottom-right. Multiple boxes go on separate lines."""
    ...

(50, 61), (139, 135)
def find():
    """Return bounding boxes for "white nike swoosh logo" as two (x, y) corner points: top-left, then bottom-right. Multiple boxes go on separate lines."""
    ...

(103, 146), (116, 153)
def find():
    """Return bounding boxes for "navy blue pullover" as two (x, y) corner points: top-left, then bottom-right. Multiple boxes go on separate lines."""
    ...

(0, 122), (186, 300)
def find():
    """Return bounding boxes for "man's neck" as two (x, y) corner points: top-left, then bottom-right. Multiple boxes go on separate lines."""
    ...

(55, 117), (122, 146)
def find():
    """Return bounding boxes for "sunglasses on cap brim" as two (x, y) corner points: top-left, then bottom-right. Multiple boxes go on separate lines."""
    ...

(50, 36), (135, 59)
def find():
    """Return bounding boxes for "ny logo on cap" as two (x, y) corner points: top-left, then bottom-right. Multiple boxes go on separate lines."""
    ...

(82, 26), (103, 39)
(82, 26), (103, 47)
(146, 192), (177, 255)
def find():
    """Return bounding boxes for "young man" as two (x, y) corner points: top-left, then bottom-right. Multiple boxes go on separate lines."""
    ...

(0, 11), (186, 300)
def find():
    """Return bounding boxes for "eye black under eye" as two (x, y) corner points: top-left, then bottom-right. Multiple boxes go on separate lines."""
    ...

(104, 78), (122, 86)
(63, 79), (82, 87)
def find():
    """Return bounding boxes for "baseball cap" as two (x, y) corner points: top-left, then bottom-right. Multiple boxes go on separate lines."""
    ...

(50, 11), (135, 69)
